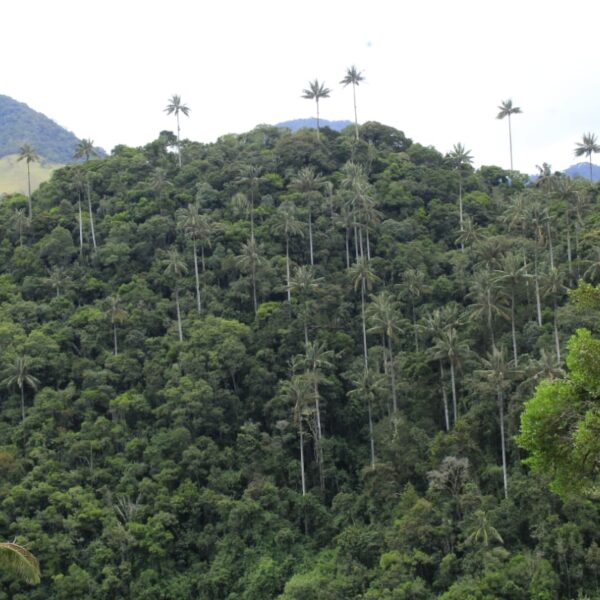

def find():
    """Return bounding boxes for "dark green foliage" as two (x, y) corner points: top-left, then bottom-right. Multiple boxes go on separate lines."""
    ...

(0, 121), (598, 598)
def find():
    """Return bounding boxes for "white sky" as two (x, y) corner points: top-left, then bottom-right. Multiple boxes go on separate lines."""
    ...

(4, 0), (599, 173)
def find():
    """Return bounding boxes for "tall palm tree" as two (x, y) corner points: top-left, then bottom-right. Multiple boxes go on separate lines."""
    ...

(496, 99), (522, 171)
(367, 291), (402, 413)
(447, 143), (473, 248)
(162, 248), (188, 341)
(72, 169), (87, 255)
(177, 203), (205, 314)
(301, 79), (331, 141)
(0, 542), (40, 584)
(543, 267), (566, 364)
(235, 237), (264, 314)
(237, 165), (263, 239)
(105, 295), (128, 356)
(494, 253), (526, 366)
(44, 267), (70, 298)
(12, 208), (30, 247)
(282, 375), (313, 496)
(73, 142), (99, 251)
(289, 266), (323, 344)
(400, 269), (431, 352)
(476, 347), (514, 499)
(164, 94), (190, 167)
(468, 269), (507, 349)
(340, 65), (365, 141)
(1, 356), (40, 423)
(290, 167), (323, 265)
(271, 201), (304, 302)
(574, 132), (600, 182)
(465, 510), (504, 547)
(430, 327), (469, 426)
(17, 144), (38, 219)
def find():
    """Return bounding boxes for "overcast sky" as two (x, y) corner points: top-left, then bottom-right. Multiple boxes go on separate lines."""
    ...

(4, 0), (598, 172)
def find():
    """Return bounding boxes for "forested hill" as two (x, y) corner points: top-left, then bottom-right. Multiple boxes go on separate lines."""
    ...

(1, 121), (599, 599)
(0, 95), (104, 163)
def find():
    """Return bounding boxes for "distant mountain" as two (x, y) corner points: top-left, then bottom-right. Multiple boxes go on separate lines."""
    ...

(0, 95), (105, 164)
(563, 162), (600, 180)
(276, 118), (353, 133)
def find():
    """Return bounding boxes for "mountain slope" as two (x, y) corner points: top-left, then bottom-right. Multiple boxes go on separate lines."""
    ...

(276, 117), (353, 132)
(0, 95), (104, 163)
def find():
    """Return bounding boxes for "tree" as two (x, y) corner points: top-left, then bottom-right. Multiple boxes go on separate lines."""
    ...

(105, 295), (128, 355)
(476, 347), (514, 499)
(0, 542), (40, 584)
(290, 167), (323, 266)
(447, 143), (473, 249)
(1, 355), (40, 423)
(288, 265), (323, 344)
(518, 328), (600, 497)
(574, 132), (600, 182)
(301, 79), (331, 141)
(17, 143), (38, 219)
(164, 94), (190, 167)
(73, 142), (99, 251)
(400, 269), (430, 352)
(162, 248), (188, 341)
(271, 201), (304, 302)
(12, 208), (30, 247)
(235, 237), (264, 314)
(340, 65), (365, 141)
(496, 99), (522, 171)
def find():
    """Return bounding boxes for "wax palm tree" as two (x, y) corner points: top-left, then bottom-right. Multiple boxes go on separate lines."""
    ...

(12, 208), (30, 247)
(164, 94), (190, 167)
(17, 144), (38, 218)
(496, 99), (522, 170)
(271, 201), (304, 302)
(340, 65), (365, 141)
(289, 265), (323, 344)
(44, 266), (70, 298)
(468, 269), (508, 349)
(290, 167), (323, 265)
(475, 347), (514, 499)
(335, 205), (357, 268)
(301, 79), (331, 141)
(447, 143), (473, 248)
(237, 165), (263, 238)
(72, 143), (98, 251)
(542, 267), (566, 363)
(553, 177), (577, 277)
(494, 253), (526, 366)
(348, 257), (380, 368)
(367, 291), (403, 413)
(105, 295), (128, 355)
(455, 216), (482, 250)
(177, 203), (211, 314)
(71, 169), (87, 254)
(430, 327), (469, 426)
(1, 356), (40, 423)
(348, 367), (385, 468)
(0, 542), (40, 584)
(149, 167), (173, 207)
(162, 248), (188, 341)
(400, 269), (431, 352)
(574, 132), (600, 182)
(282, 374), (313, 495)
(235, 237), (264, 314)
(465, 510), (504, 547)
(295, 341), (334, 491)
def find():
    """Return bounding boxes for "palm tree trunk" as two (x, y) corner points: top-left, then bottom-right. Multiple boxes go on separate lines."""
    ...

(313, 379), (325, 491)
(345, 228), (350, 268)
(411, 300), (419, 352)
(534, 247), (543, 326)
(508, 115), (514, 171)
(360, 279), (368, 368)
(251, 263), (258, 314)
(388, 336), (398, 413)
(547, 220), (554, 269)
(298, 419), (306, 496)
(553, 299), (561, 363)
(176, 112), (182, 168)
(78, 197), (84, 256)
(440, 361), (450, 431)
(367, 395), (375, 469)
(458, 175), (464, 252)
(201, 245), (206, 272)
(285, 236), (292, 302)
(590, 155), (593, 183)
(175, 285), (183, 341)
(27, 162), (32, 219)
(20, 386), (25, 423)
(365, 227), (371, 261)
(113, 323), (118, 356)
(86, 177), (97, 251)
(450, 361), (458, 425)
(308, 208), (314, 266)
(511, 291), (518, 366)
(192, 240), (202, 315)
(498, 391), (508, 499)
(315, 99), (320, 141)
(352, 83), (359, 141)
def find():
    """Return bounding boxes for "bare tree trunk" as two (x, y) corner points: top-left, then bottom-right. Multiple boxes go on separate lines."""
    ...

(553, 299), (561, 363)
(20, 386), (25, 424)
(440, 362), (450, 431)
(27, 163), (32, 219)
(175, 285), (183, 341)
(308, 208), (314, 266)
(450, 361), (458, 426)
(86, 177), (97, 251)
(193, 240), (202, 315)
(511, 290), (518, 366)
(286, 236), (291, 303)
(498, 391), (508, 499)
(388, 336), (398, 413)
(299, 420), (306, 496)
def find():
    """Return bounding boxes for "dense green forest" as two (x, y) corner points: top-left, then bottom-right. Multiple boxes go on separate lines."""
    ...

(0, 121), (599, 599)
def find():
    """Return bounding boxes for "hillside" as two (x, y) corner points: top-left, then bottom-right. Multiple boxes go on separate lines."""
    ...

(0, 95), (104, 163)
(276, 117), (353, 132)
(0, 154), (59, 195)
(0, 122), (598, 598)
